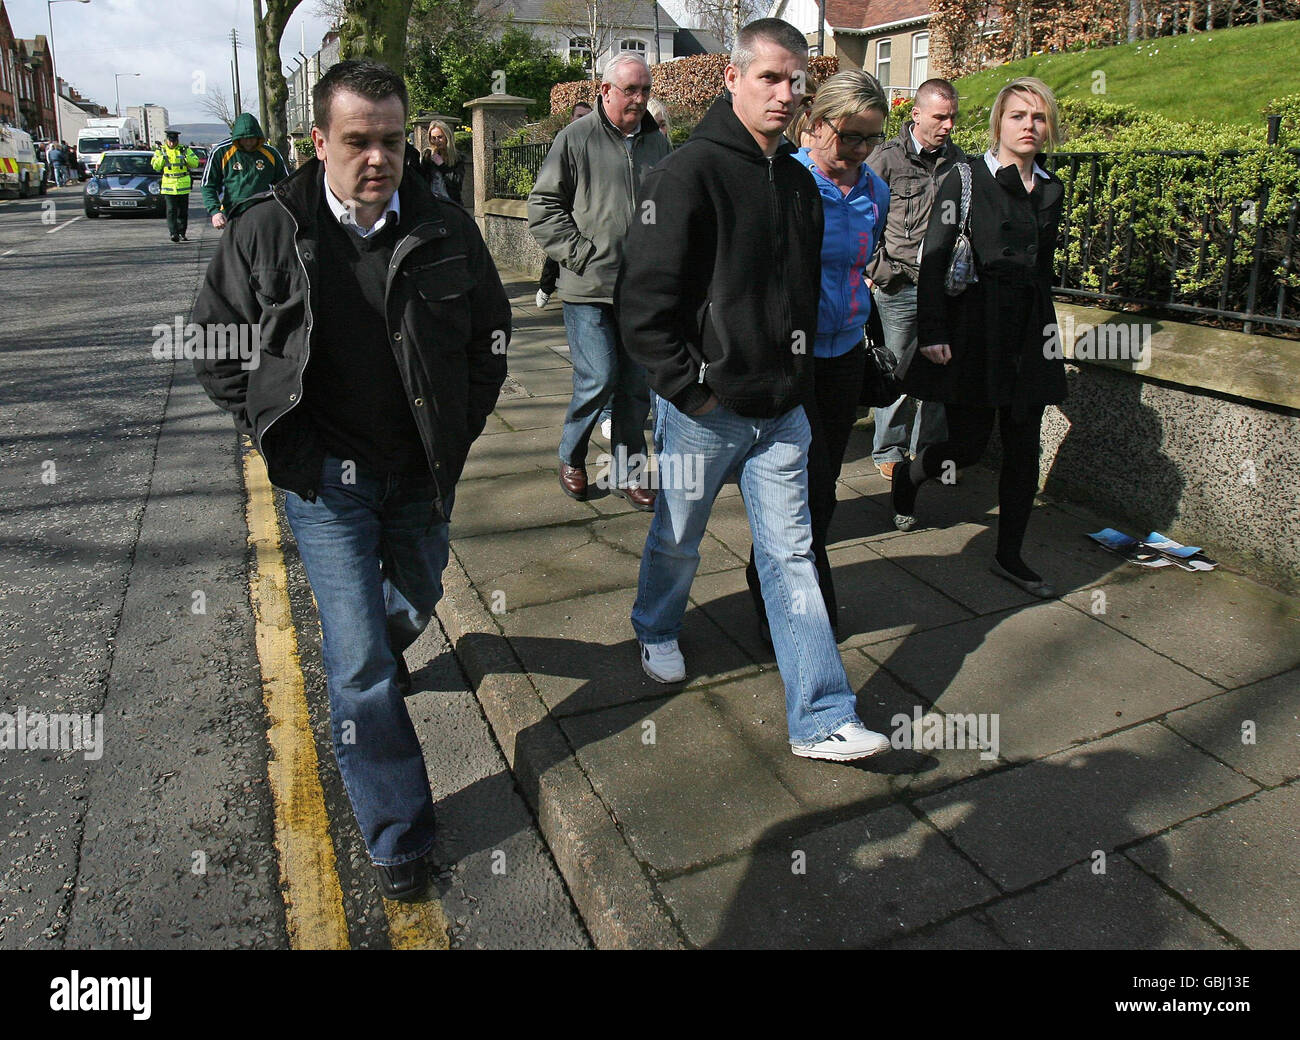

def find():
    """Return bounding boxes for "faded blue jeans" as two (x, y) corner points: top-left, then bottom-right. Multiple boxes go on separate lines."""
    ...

(632, 401), (861, 745)
(283, 456), (449, 866)
(560, 302), (650, 486)
(871, 283), (947, 464)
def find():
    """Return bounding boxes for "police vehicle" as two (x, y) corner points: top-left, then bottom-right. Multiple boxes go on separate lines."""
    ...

(0, 124), (46, 197)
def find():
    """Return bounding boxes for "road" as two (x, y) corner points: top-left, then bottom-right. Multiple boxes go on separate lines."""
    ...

(0, 185), (588, 950)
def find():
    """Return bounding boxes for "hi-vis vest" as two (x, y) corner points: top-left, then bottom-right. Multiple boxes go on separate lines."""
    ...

(152, 144), (198, 195)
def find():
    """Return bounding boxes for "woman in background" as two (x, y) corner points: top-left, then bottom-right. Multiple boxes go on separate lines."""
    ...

(421, 119), (465, 205)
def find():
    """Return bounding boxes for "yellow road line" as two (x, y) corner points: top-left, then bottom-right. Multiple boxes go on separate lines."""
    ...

(242, 446), (350, 949)
(242, 445), (449, 950)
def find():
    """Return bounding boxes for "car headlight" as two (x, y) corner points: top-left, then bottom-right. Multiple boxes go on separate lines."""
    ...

(86, 181), (99, 194)
(147, 181), (161, 195)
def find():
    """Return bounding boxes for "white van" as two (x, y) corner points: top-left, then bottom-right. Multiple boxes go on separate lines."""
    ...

(0, 124), (45, 197)
(77, 122), (137, 175)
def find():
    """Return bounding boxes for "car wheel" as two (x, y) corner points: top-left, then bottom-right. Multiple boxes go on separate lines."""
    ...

(84, 205), (98, 218)
(18, 175), (29, 199)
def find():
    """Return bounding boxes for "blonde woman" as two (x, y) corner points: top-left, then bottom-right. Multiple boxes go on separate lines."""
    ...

(421, 119), (465, 204)
(893, 77), (1066, 597)
(647, 97), (672, 146)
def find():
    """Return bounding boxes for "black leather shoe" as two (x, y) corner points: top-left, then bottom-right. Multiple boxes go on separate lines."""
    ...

(376, 856), (430, 902)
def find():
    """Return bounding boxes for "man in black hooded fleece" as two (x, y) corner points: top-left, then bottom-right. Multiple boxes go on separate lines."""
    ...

(616, 18), (893, 763)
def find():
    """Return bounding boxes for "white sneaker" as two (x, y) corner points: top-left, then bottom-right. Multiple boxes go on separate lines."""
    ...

(641, 639), (686, 683)
(535, 289), (551, 309)
(791, 721), (891, 762)
(600, 418), (612, 440)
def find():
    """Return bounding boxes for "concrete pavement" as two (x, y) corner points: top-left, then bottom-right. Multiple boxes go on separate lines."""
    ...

(436, 272), (1300, 949)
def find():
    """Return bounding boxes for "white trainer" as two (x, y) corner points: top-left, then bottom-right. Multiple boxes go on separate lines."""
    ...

(791, 721), (891, 762)
(536, 289), (551, 309)
(641, 639), (686, 683)
(600, 418), (612, 440)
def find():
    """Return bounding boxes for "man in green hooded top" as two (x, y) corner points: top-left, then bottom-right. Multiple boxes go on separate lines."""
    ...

(201, 112), (289, 229)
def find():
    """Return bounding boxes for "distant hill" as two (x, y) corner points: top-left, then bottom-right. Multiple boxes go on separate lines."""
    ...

(166, 123), (232, 147)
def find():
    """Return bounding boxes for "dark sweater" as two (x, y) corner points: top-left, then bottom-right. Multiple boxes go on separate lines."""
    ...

(304, 198), (426, 475)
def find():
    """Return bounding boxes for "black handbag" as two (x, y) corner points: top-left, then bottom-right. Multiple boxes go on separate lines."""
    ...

(859, 302), (904, 407)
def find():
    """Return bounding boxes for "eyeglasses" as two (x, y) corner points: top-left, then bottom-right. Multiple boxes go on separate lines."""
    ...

(826, 120), (886, 149)
(608, 83), (652, 100)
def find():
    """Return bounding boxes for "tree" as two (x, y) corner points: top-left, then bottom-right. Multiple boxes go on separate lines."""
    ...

(197, 84), (237, 133)
(681, 0), (762, 50)
(253, 0), (308, 158)
(408, 25), (589, 120)
(542, 0), (645, 86)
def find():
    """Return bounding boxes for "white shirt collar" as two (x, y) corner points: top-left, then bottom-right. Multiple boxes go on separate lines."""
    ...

(323, 174), (400, 238)
(909, 126), (939, 157)
(984, 149), (1048, 181)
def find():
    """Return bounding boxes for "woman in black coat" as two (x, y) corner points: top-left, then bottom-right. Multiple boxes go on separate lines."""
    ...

(892, 77), (1066, 597)
(420, 119), (465, 205)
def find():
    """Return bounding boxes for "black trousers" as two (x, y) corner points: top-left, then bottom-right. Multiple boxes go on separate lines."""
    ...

(746, 343), (867, 632)
(165, 193), (189, 238)
(539, 256), (560, 295)
(916, 402), (1045, 562)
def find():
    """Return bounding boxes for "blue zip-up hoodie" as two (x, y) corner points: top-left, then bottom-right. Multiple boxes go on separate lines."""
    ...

(794, 148), (890, 358)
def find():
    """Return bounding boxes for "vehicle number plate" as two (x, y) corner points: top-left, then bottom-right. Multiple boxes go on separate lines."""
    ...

(108, 199), (136, 208)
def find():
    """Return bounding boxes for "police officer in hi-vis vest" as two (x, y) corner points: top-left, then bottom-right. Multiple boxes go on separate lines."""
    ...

(152, 129), (200, 242)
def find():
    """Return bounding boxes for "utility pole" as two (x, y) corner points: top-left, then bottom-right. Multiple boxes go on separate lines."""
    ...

(230, 28), (243, 115)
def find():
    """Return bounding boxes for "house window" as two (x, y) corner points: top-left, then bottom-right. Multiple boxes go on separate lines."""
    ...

(569, 37), (593, 66)
(875, 40), (891, 86)
(912, 32), (929, 88)
(620, 39), (646, 53)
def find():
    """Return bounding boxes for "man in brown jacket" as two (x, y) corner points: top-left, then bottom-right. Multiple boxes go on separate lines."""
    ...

(865, 78), (963, 479)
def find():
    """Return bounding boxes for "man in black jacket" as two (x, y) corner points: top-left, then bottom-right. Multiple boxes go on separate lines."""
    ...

(616, 19), (891, 763)
(192, 60), (510, 902)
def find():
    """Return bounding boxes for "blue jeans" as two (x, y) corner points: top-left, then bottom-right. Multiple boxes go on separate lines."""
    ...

(871, 284), (947, 464)
(283, 456), (449, 866)
(52, 163), (66, 187)
(632, 401), (862, 745)
(560, 302), (649, 485)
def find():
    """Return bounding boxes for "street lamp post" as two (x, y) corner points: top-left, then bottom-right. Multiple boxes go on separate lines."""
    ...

(114, 72), (140, 118)
(46, 0), (91, 143)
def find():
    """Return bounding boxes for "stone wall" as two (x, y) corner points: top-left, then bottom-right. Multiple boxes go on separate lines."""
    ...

(484, 200), (547, 275)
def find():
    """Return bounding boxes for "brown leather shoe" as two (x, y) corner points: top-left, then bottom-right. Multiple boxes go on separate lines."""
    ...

(559, 463), (588, 500)
(613, 484), (656, 512)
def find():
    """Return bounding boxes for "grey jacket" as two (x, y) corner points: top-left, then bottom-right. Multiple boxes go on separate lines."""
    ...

(866, 121), (964, 290)
(527, 97), (670, 305)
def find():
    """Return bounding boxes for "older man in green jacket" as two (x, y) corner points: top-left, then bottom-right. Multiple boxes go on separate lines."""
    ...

(527, 54), (669, 510)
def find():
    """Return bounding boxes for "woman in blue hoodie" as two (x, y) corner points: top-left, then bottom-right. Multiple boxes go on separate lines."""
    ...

(746, 70), (890, 642)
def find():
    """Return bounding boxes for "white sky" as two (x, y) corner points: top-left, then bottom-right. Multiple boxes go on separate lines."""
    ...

(7, 0), (334, 122)
(7, 0), (704, 123)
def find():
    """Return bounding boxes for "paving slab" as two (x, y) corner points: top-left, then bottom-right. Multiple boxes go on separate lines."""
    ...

(453, 468), (596, 537)
(504, 346), (571, 372)
(1161, 669), (1300, 786)
(1063, 568), (1300, 689)
(460, 425), (557, 481)
(658, 803), (999, 948)
(492, 397), (567, 432)
(496, 587), (761, 717)
(916, 722), (1260, 891)
(559, 690), (804, 873)
(866, 601), (1222, 775)
(1125, 781), (1300, 949)
(509, 366), (576, 399)
(706, 659), (930, 813)
(880, 910), (1012, 949)
(840, 462), (1003, 540)
(869, 521), (1038, 615)
(983, 858), (1233, 949)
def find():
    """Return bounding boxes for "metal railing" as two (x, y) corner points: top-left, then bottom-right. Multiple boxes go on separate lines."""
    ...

(1043, 147), (1300, 335)
(491, 140), (549, 200)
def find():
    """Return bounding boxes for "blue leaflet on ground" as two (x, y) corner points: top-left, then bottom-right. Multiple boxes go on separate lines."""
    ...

(1087, 529), (1218, 571)
(1144, 532), (1218, 570)
(1088, 528), (1172, 567)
